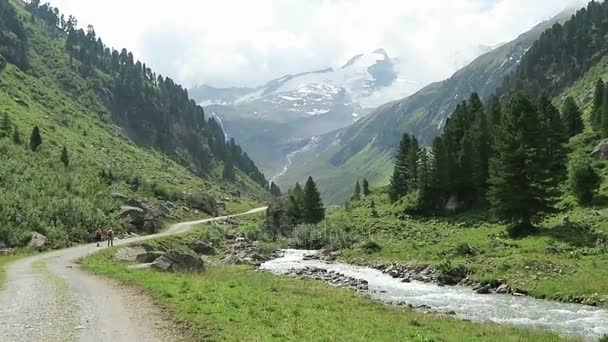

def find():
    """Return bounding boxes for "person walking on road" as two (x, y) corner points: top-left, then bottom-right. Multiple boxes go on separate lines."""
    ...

(107, 227), (114, 247)
(95, 228), (102, 247)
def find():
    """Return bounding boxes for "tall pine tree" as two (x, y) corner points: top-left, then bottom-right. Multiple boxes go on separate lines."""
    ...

(591, 79), (604, 132)
(303, 177), (325, 224)
(489, 92), (560, 236)
(352, 180), (361, 201)
(30, 126), (41, 152)
(362, 178), (370, 196)
(389, 133), (411, 202)
(561, 97), (584, 138)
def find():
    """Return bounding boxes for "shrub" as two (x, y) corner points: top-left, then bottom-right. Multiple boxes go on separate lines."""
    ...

(568, 153), (601, 205)
(359, 240), (382, 254)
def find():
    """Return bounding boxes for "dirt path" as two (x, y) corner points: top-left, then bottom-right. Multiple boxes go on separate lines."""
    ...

(0, 207), (266, 342)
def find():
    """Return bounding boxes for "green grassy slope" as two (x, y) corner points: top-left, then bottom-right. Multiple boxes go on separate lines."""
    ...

(0, 0), (263, 248)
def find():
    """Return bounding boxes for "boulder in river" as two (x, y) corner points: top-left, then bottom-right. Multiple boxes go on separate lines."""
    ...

(475, 284), (492, 294)
(151, 250), (205, 272)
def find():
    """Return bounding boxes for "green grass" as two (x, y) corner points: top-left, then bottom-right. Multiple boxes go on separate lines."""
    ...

(83, 248), (565, 341)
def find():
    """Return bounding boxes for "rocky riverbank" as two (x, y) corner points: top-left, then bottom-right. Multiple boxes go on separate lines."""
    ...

(304, 250), (528, 297)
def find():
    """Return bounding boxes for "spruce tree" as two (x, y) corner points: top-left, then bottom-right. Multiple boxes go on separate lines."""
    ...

(591, 79), (604, 132)
(222, 158), (235, 181)
(302, 176), (325, 224)
(538, 96), (568, 183)
(488, 94), (502, 128)
(352, 180), (361, 201)
(562, 97), (584, 138)
(602, 87), (608, 138)
(470, 93), (490, 200)
(370, 199), (379, 218)
(389, 133), (411, 202)
(489, 92), (560, 236)
(0, 113), (10, 138)
(269, 182), (282, 197)
(60, 146), (69, 167)
(406, 136), (420, 191)
(362, 178), (370, 196)
(12, 127), (21, 145)
(290, 182), (305, 207)
(30, 126), (41, 152)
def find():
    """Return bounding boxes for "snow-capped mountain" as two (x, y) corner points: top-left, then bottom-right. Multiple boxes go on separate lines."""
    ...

(191, 49), (420, 116)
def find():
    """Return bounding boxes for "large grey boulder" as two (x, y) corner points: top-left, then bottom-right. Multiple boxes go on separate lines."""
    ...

(185, 191), (218, 216)
(591, 139), (608, 160)
(27, 232), (47, 249)
(135, 251), (166, 263)
(189, 241), (216, 255)
(114, 246), (147, 262)
(151, 250), (205, 272)
(119, 206), (145, 222)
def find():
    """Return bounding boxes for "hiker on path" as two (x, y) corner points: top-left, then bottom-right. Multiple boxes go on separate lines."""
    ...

(95, 228), (103, 247)
(107, 227), (114, 247)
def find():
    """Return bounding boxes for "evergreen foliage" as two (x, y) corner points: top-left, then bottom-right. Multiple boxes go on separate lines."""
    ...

(488, 92), (565, 236)
(29, 125), (41, 151)
(60, 146), (69, 167)
(269, 182), (282, 197)
(0, 112), (10, 138)
(568, 153), (601, 204)
(352, 180), (361, 201)
(12, 126), (21, 145)
(302, 177), (325, 224)
(362, 178), (370, 196)
(561, 97), (584, 138)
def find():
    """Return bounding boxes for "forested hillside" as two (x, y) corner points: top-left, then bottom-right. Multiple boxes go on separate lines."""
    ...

(0, 0), (266, 248)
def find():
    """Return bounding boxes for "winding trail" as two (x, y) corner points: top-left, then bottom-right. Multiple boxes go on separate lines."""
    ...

(0, 207), (266, 342)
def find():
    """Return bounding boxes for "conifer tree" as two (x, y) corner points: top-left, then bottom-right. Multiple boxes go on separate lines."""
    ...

(538, 96), (568, 182)
(489, 92), (560, 236)
(488, 94), (502, 128)
(389, 133), (411, 202)
(30, 126), (41, 151)
(406, 136), (420, 191)
(302, 176), (325, 224)
(12, 127), (21, 145)
(362, 178), (370, 196)
(591, 79), (604, 132)
(60, 146), (69, 167)
(562, 97), (584, 138)
(352, 180), (361, 201)
(602, 87), (608, 137)
(0, 113), (10, 138)
(222, 158), (235, 181)
(289, 182), (305, 207)
(269, 182), (282, 197)
(470, 93), (490, 200)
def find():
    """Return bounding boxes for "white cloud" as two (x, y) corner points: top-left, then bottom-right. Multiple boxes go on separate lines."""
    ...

(47, 0), (589, 88)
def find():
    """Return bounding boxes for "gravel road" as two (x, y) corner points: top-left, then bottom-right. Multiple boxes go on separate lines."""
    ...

(0, 207), (266, 342)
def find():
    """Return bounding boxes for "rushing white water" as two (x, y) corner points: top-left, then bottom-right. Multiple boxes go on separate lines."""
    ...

(260, 250), (608, 341)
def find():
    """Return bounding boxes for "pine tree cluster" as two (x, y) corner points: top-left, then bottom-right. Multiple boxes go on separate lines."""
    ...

(389, 91), (577, 234)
